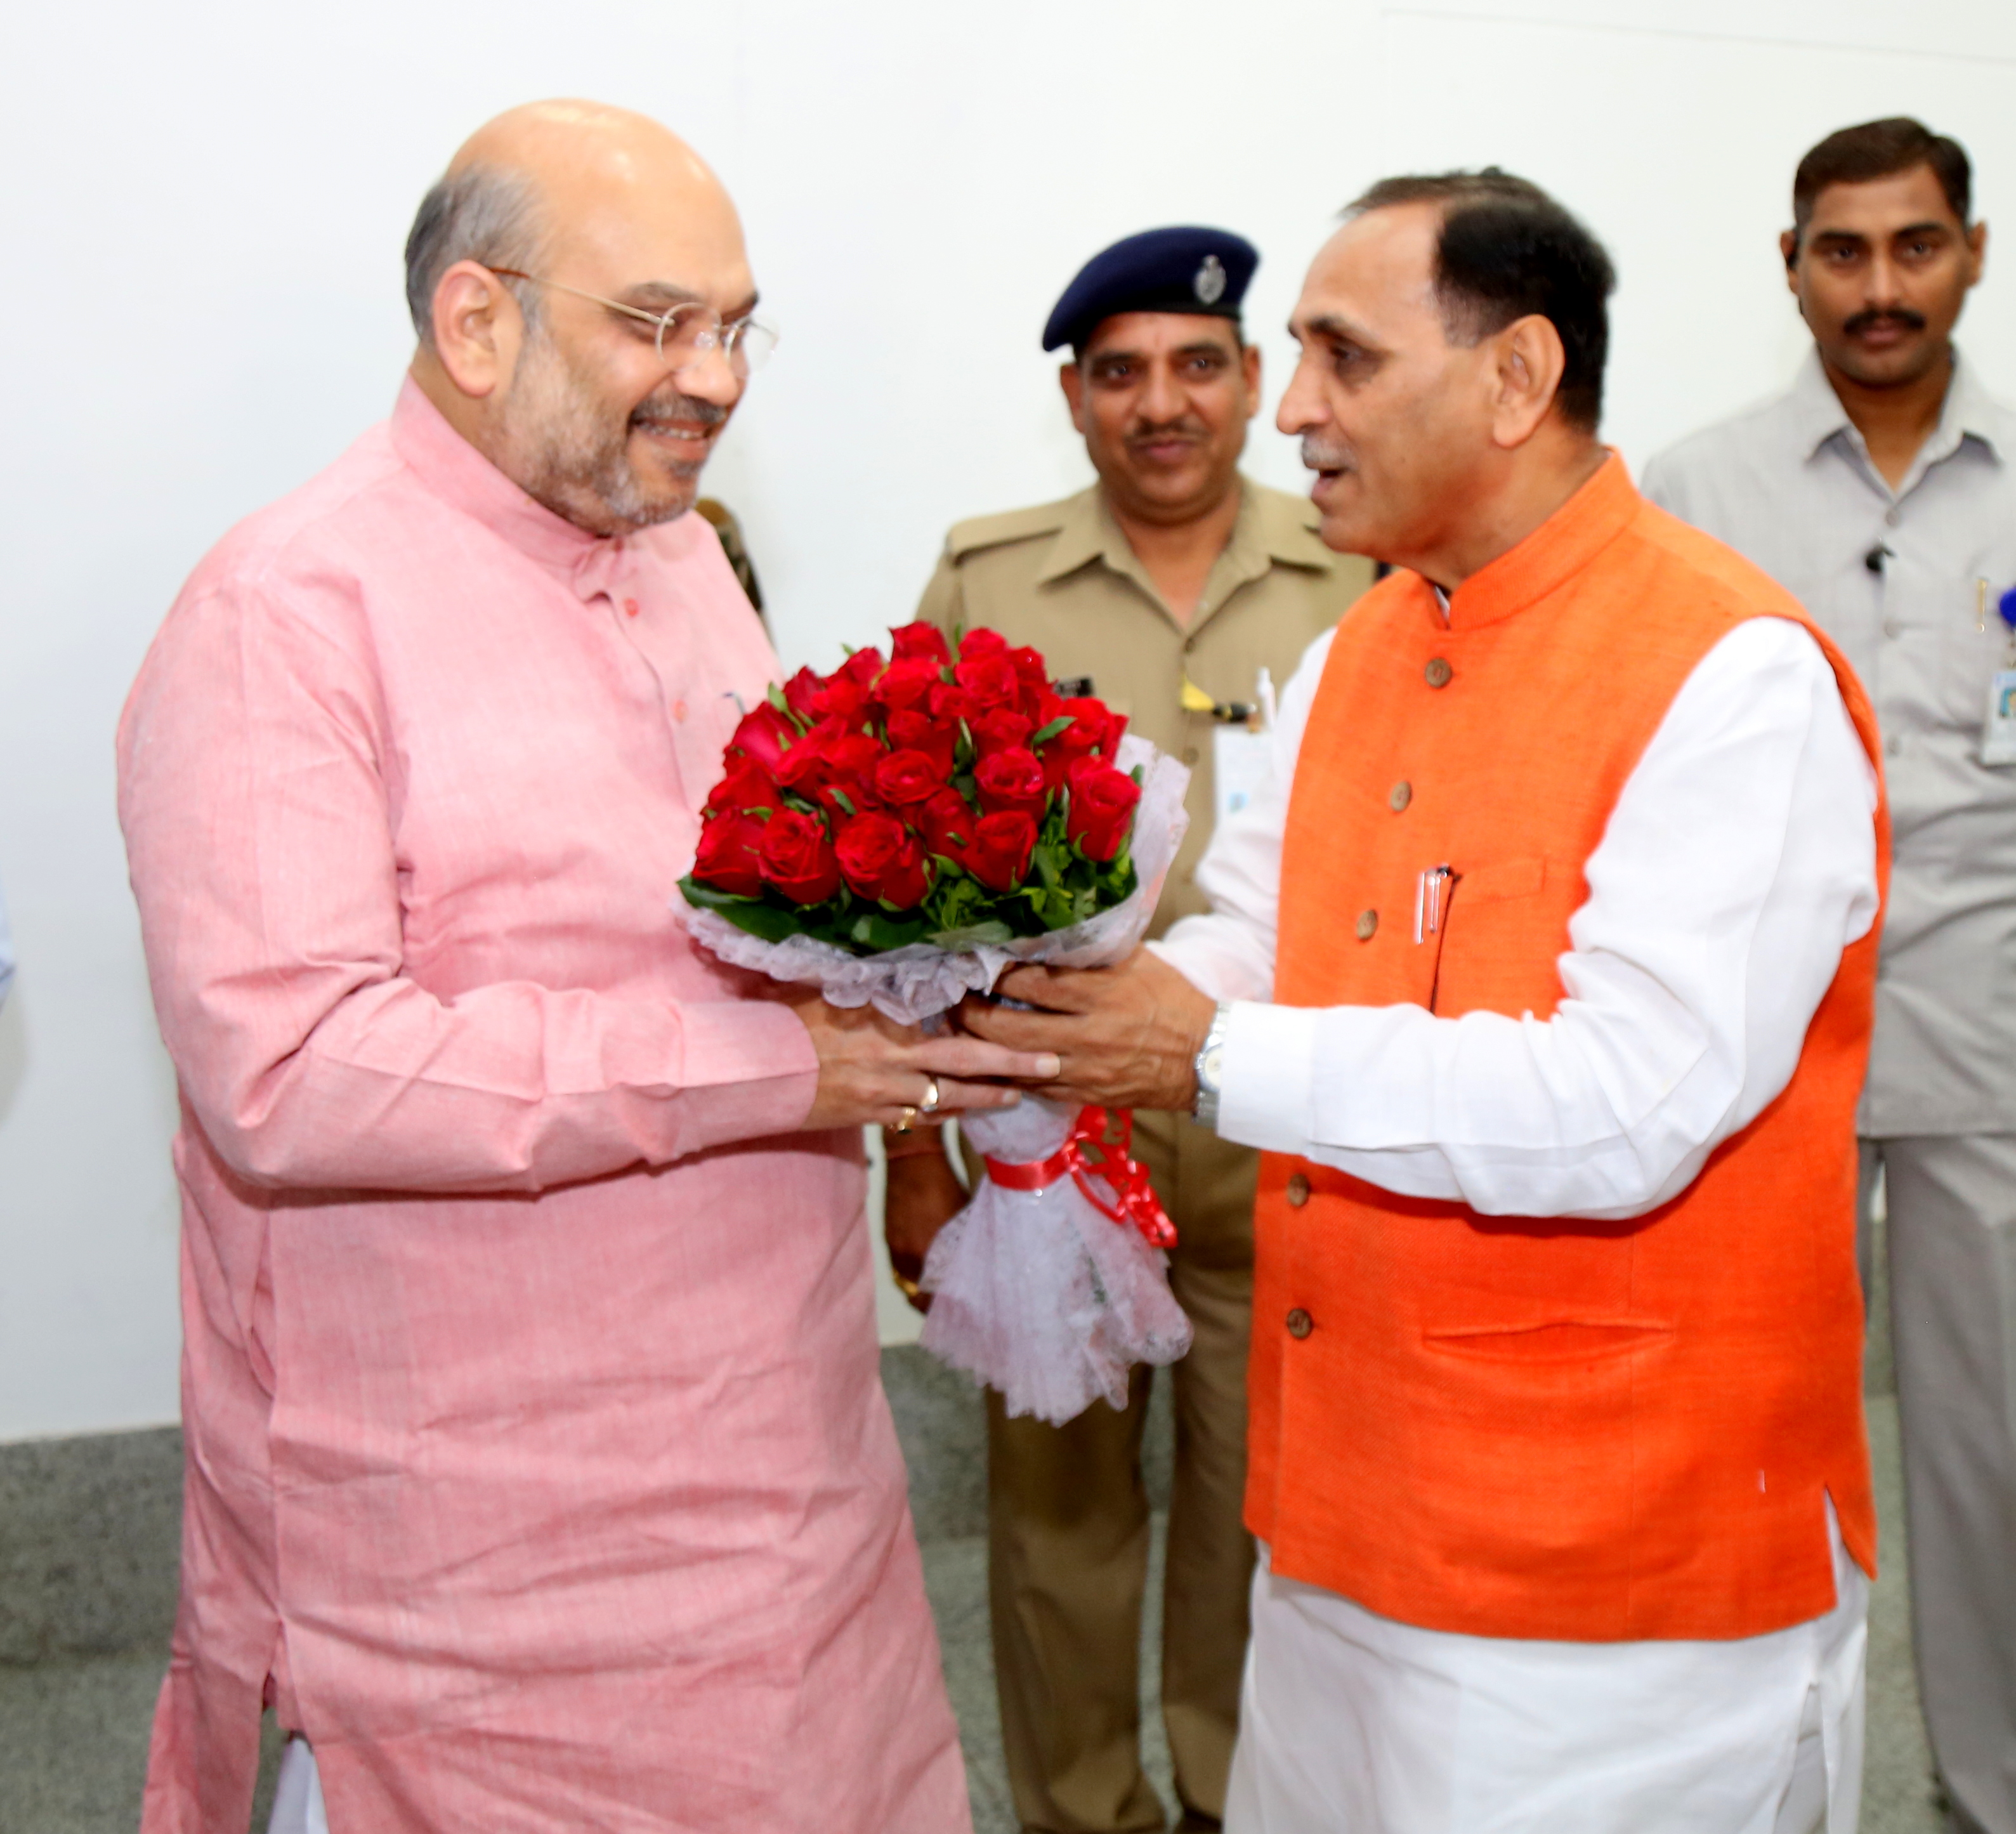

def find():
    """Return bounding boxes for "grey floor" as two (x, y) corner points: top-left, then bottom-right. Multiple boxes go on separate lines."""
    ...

(0, 1276), (1950, 1833)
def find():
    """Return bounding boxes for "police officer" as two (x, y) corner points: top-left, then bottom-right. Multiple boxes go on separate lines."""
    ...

(884, 227), (1372, 1834)
(1646, 119), (2016, 1834)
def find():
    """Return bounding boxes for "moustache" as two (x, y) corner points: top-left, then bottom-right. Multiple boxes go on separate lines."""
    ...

(631, 389), (730, 433)
(1300, 436), (1354, 473)
(1843, 307), (1928, 337)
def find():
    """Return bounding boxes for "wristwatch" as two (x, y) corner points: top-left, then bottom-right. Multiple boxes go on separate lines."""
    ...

(1192, 1003), (1232, 1130)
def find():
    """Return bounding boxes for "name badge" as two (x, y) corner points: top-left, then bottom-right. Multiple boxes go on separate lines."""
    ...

(1213, 723), (1274, 829)
(1983, 669), (2016, 766)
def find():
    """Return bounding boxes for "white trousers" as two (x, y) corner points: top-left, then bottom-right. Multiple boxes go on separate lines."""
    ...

(267, 1738), (329, 1834)
(1225, 1507), (1868, 1834)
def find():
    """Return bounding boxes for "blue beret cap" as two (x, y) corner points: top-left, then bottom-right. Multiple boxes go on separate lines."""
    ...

(1042, 225), (1260, 353)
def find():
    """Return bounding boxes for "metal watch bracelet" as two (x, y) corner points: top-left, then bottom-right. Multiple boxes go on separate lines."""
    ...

(1192, 1002), (1232, 1130)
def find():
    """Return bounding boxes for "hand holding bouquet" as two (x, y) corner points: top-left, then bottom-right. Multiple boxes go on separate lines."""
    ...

(678, 623), (1193, 1422)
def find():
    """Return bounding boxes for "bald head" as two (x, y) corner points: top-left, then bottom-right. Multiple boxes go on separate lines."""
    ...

(405, 100), (762, 538)
(406, 101), (747, 347)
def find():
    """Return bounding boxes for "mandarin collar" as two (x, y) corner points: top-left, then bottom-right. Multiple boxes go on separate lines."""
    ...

(1434, 450), (1638, 632)
(388, 376), (660, 601)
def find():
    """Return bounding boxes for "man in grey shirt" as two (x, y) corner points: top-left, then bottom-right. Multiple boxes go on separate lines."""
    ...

(1646, 117), (2016, 1834)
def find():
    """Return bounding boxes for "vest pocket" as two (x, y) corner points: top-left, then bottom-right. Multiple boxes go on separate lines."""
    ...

(1424, 1318), (1674, 1361)
(1425, 854), (1566, 1018)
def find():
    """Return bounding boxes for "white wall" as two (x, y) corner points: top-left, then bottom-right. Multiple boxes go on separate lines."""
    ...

(4, 0), (2013, 1437)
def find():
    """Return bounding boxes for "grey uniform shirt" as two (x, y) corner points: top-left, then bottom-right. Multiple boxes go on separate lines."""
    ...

(1644, 350), (2016, 1136)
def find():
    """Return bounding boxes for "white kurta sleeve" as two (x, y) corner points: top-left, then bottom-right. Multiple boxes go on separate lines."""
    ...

(1158, 617), (1879, 1221)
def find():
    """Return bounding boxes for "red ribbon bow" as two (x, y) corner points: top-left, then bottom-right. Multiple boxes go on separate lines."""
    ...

(981, 1105), (1177, 1250)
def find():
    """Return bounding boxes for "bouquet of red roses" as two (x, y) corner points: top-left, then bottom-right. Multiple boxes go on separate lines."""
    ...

(676, 622), (1195, 1424)
(680, 622), (1147, 959)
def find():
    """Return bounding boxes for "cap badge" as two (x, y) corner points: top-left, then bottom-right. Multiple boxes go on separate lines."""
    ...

(1193, 254), (1227, 306)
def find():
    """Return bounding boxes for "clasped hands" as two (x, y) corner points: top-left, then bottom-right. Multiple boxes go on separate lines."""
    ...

(795, 946), (1217, 1134)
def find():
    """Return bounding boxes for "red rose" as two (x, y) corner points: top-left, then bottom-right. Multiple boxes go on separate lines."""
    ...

(705, 757), (781, 816)
(929, 681), (981, 724)
(693, 811), (767, 896)
(915, 787), (978, 861)
(757, 809), (842, 904)
(872, 658), (941, 716)
(813, 674), (872, 724)
(729, 702), (797, 771)
(811, 733), (884, 820)
(958, 627), (1009, 658)
(886, 707), (956, 775)
(1066, 764), (1141, 862)
(965, 810), (1038, 891)
(775, 716), (851, 790)
(976, 746), (1049, 822)
(1005, 645), (1051, 717)
(780, 665), (825, 720)
(1036, 697), (1111, 789)
(971, 707), (1033, 757)
(836, 646), (886, 690)
(872, 747), (948, 807)
(835, 811), (931, 910)
(955, 652), (1023, 709)
(890, 622), (952, 666)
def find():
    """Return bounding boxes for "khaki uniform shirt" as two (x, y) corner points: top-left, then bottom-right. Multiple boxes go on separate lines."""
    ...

(1644, 351), (2016, 1137)
(917, 478), (1373, 936)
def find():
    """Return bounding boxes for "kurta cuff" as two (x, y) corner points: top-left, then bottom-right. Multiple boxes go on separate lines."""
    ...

(669, 999), (821, 1153)
(1218, 999), (1319, 1155)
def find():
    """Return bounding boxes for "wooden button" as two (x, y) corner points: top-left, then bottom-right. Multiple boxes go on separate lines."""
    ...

(1355, 909), (1377, 941)
(1286, 1307), (1313, 1339)
(1182, 745), (1201, 766)
(1286, 1172), (1311, 1207)
(1425, 657), (1453, 688)
(1389, 780), (1412, 812)
(623, 598), (641, 618)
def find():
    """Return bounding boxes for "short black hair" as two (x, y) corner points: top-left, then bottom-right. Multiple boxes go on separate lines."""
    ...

(1790, 118), (1972, 258)
(1344, 168), (1616, 432)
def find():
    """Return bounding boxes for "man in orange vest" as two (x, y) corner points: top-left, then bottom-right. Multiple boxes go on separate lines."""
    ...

(964, 169), (1887, 1832)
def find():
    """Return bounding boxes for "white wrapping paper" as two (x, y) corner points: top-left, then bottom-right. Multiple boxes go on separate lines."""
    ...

(679, 736), (1193, 1422)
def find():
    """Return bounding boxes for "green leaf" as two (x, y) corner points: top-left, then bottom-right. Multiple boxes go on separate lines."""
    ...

(829, 788), (857, 818)
(928, 920), (1016, 948)
(706, 899), (811, 944)
(766, 681), (789, 713)
(1030, 715), (1075, 746)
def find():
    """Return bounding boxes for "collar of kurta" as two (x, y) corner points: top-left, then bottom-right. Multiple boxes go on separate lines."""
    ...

(387, 376), (711, 605)
(1787, 343), (2008, 476)
(1422, 449), (1637, 634)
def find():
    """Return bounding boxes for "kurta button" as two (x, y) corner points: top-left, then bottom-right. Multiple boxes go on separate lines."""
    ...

(1355, 909), (1377, 941)
(672, 699), (688, 721)
(1286, 1307), (1313, 1339)
(1286, 1173), (1311, 1207)
(1887, 733), (1904, 756)
(1182, 745), (1201, 765)
(1885, 507), (1901, 527)
(1389, 780), (1412, 812)
(1883, 618), (1902, 638)
(623, 598), (641, 617)
(1425, 657), (1453, 688)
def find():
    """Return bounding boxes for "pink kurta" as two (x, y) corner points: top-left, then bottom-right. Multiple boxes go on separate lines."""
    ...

(118, 381), (970, 1833)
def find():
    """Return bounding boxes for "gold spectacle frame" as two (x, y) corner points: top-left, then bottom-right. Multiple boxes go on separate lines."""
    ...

(488, 268), (779, 377)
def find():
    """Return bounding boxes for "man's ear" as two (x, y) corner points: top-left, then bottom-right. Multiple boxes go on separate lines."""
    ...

(1489, 314), (1566, 450)
(1965, 219), (1989, 288)
(430, 261), (524, 400)
(1240, 341), (1262, 419)
(1059, 360), (1088, 435)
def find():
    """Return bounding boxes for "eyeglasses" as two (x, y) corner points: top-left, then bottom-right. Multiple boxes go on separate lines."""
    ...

(488, 268), (780, 377)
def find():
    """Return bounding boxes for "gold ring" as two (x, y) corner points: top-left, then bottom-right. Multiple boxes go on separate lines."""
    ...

(894, 1106), (919, 1134)
(919, 1075), (942, 1116)
(891, 1268), (922, 1303)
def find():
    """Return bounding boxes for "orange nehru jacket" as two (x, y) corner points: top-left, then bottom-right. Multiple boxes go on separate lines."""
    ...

(1250, 455), (1888, 1643)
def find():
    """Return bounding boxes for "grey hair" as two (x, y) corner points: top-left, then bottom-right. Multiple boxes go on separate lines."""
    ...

(403, 165), (546, 347)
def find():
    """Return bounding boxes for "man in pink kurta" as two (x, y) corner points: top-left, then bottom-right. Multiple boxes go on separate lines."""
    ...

(117, 103), (1043, 1832)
